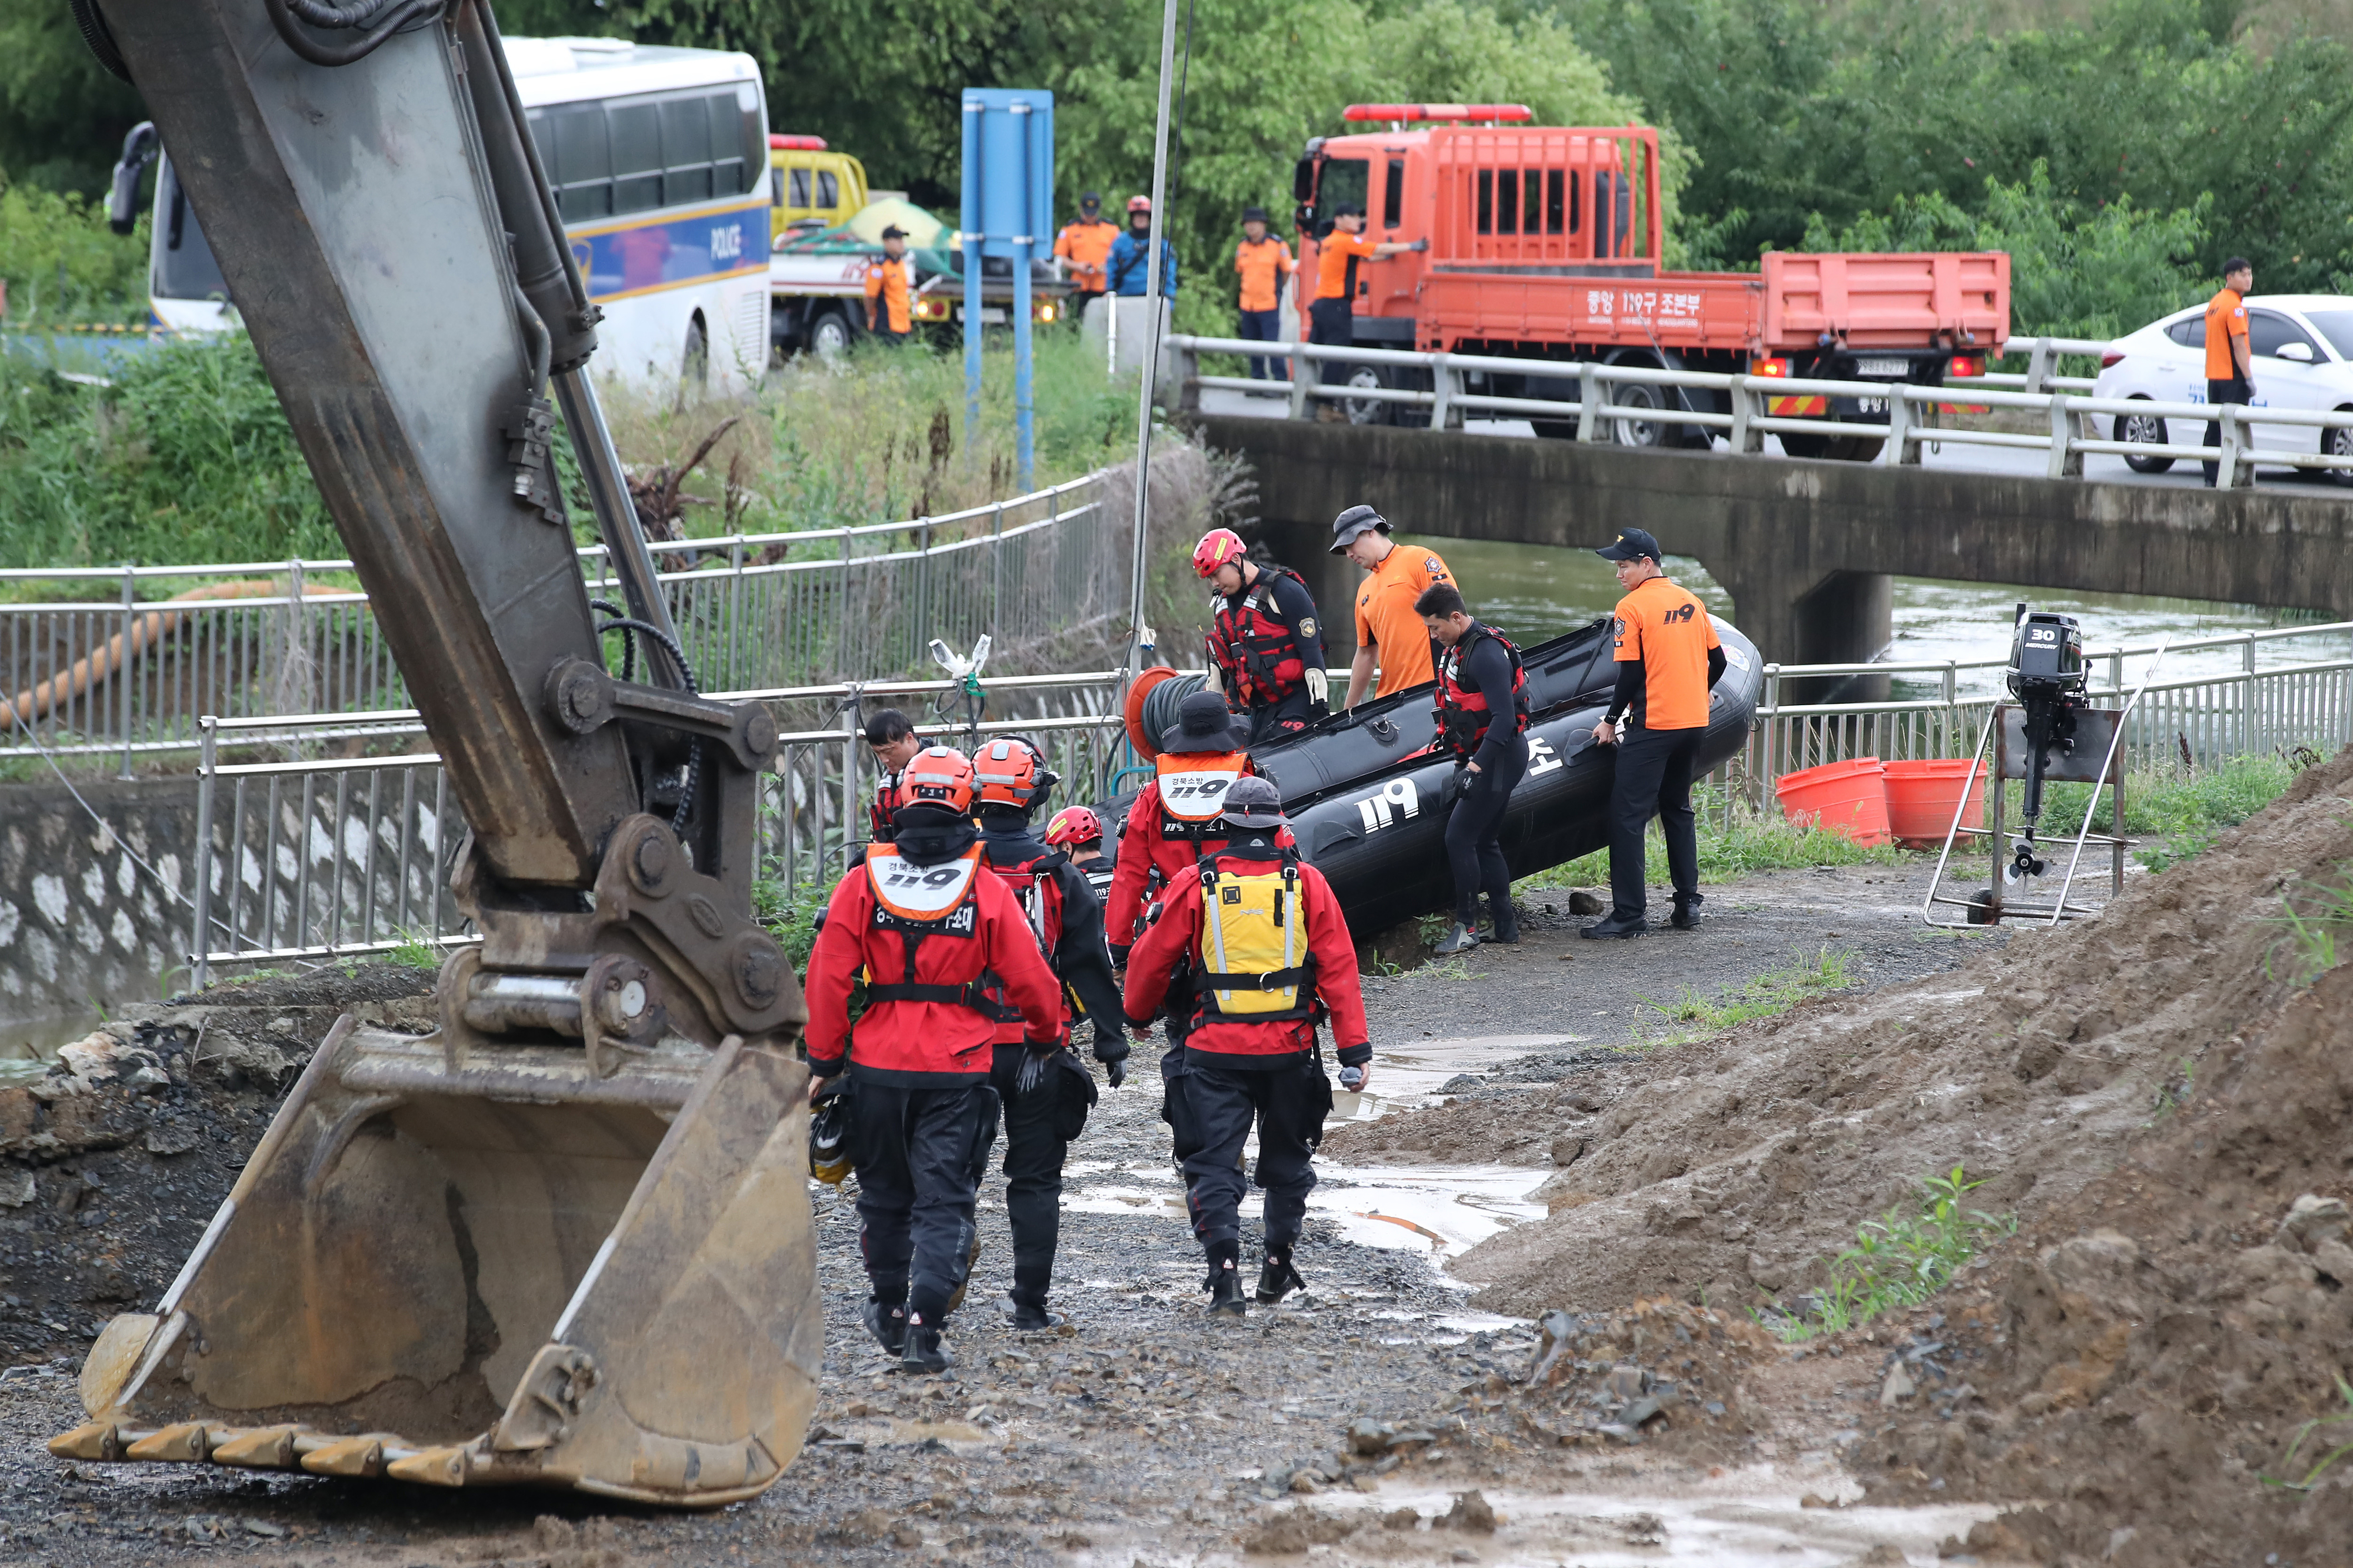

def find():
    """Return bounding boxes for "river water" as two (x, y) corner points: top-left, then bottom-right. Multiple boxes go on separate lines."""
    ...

(1406, 532), (2352, 699)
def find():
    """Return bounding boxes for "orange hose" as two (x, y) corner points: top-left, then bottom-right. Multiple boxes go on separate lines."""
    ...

(0, 579), (346, 730)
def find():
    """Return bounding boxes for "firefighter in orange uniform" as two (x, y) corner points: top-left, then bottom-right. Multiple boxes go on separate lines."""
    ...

(1234, 206), (1294, 384)
(1305, 202), (1418, 418)
(804, 746), (1064, 1372)
(1053, 192), (1118, 303)
(1121, 776), (1371, 1315)
(969, 739), (1129, 1331)
(863, 225), (914, 344)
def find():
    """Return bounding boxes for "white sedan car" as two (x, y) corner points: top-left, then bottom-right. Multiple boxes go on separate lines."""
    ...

(2092, 293), (2353, 483)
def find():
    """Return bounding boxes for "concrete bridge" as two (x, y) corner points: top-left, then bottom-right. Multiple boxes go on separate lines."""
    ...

(1205, 416), (2353, 685)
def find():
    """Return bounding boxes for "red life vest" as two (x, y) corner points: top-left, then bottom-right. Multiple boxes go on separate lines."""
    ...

(859, 843), (993, 1012)
(1154, 751), (1251, 843)
(1434, 623), (1530, 760)
(1209, 566), (1312, 708)
(978, 845), (1071, 1040)
(867, 771), (906, 839)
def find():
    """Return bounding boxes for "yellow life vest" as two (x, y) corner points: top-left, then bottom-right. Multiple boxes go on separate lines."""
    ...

(1194, 849), (1312, 1019)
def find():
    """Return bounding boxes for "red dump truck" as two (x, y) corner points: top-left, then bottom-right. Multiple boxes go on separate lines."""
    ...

(1294, 106), (2011, 459)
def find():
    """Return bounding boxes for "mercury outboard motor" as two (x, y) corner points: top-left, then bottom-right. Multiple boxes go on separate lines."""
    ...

(2004, 605), (2087, 881)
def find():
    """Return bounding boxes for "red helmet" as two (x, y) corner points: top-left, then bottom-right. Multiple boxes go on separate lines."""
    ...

(1126, 195), (1152, 214)
(897, 745), (975, 815)
(1192, 528), (1248, 579)
(1044, 805), (1103, 848)
(973, 736), (1051, 810)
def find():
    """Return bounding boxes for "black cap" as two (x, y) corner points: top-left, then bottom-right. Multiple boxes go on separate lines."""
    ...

(1163, 689), (1246, 755)
(1081, 191), (1101, 206)
(1331, 201), (1363, 219)
(879, 225), (907, 241)
(1329, 503), (1389, 554)
(1220, 775), (1285, 828)
(1594, 528), (1662, 563)
(1242, 206), (1270, 225)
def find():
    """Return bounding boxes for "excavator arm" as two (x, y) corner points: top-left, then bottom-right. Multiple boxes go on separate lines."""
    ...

(52, 0), (819, 1506)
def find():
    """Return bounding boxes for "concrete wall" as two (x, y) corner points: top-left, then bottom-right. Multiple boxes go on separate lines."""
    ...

(0, 780), (198, 1041)
(1202, 416), (2353, 678)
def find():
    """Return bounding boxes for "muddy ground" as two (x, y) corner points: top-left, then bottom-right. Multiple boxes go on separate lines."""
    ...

(1, 803), (2328, 1566)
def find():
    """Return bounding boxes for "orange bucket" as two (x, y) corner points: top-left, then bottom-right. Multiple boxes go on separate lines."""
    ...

(1774, 756), (1891, 846)
(1881, 759), (1985, 849)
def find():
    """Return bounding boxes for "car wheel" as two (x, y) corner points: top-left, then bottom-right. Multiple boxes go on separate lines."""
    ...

(808, 307), (855, 361)
(1343, 366), (1392, 426)
(2322, 410), (2353, 488)
(2119, 399), (2174, 474)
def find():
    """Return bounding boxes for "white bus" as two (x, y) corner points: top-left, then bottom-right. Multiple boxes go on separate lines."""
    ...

(138, 35), (772, 395)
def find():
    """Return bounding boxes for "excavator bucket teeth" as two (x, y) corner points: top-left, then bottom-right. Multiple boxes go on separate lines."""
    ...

(61, 1017), (821, 1507)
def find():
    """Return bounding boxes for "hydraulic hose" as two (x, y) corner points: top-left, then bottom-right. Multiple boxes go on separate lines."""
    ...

(594, 614), (705, 836)
(263, 0), (445, 68)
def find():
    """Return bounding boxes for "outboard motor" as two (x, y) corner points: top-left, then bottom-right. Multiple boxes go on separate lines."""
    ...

(2003, 605), (2087, 881)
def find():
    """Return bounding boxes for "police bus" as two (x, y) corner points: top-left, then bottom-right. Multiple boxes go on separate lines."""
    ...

(129, 35), (773, 395)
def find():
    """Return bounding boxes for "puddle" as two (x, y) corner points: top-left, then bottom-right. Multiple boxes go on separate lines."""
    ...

(1, 1009), (102, 1085)
(1342, 1032), (1584, 1118)
(1266, 1480), (2001, 1567)
(1311, 1162), (1549, 1257)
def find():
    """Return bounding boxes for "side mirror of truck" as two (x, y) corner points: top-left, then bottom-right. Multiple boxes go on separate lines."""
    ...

(1293, 157), (1316, 203)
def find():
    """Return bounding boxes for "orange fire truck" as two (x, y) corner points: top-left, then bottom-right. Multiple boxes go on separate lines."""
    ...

(1294, 105), (2010, 459)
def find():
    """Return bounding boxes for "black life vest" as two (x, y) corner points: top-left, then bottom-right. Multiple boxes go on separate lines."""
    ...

(978, 842), (1066, 1027)
(1209, 566), (1314, 708)
(1434, 623), (1531, 760)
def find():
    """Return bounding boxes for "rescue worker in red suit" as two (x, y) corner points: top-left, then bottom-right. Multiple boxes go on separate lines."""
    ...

(969, 738), (1130, 1330)
(1122, 776), (1372, 1315)
(1104, 689), (1253, 975)
(805, 746), (1064, 1373)
(862, 706), (921, 841)
(1195, 528), (1329, 746)
(1044, 805), (1115, 903)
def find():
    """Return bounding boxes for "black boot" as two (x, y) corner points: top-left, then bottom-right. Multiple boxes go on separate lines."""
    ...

(1255, 1246), (1306, 1305)
(1581, 911), (1648, 939)
(900, 1313), (951, 1374)
(1205, 1240), (1247, 1317)
(1671, 890), (1704, 930)
(1003, 1296), (1068, 1332)
(1487, 895), (1521, 945)
(862, 1297), (906, 1355)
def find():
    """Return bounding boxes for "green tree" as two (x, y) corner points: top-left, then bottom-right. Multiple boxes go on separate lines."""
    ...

(0, 0), (144, 193)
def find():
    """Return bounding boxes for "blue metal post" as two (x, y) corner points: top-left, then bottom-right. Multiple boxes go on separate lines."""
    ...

(1011, 102), (1035, 491)
(961, 97), (984, 451)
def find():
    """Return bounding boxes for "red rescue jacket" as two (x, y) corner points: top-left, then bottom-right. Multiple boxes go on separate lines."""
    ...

(1121, 843), (1369, 1062)
(1434, 623), (1530, 761)
(1209, 566), (1315, 709)
(805, 842), (1064, 1084)
(1104, 751), (1251, 946)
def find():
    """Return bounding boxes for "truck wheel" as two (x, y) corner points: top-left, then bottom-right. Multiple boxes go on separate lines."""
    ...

(1342, 366), (1392, 426)
(1607, 379), (1668, 448)
(2119, 399), (2174, 474)
(1779, 430), (1881, 462)
(808, 307), (855, 361)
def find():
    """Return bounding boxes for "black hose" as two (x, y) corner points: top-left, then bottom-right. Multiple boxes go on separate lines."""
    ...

(512, 278), (552, 390)
(264, 0), (444, 68)
(588, 598), (634, 683)
(1139, 671), (1209, 753)
(594, 613), (704, 836)
(68, 0), (131, 84)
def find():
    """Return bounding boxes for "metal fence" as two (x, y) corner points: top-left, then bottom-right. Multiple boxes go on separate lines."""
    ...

(182, 625), (2353, 976)
(1166, 331), (2353, 488)
(1, 471), (1119, 769)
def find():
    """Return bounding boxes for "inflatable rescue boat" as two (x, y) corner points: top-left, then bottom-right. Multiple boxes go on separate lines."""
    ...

(1100, 615), (1764, 933)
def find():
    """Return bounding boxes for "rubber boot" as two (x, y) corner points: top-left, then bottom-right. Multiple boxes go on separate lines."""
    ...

(1671, 890), (1704, 930)
(1205, 1240), (1247, 1317)
(862, 1296), (908, 1355)
(1002, 1295), (1068, 1332)
(1433, 921), (1481, 956)
(1255, 1246), (1306, 1305)
(1487, 895), (1521, 945)
(900, 1312), (951, 1374)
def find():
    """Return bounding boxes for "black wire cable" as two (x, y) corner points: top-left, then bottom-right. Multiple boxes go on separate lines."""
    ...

(592, 612), (703, 836)
(264, 0), (445, 68)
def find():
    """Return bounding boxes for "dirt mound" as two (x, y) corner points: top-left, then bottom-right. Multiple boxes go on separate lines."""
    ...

(1855, 959), (2353, 1564)
(0, 965), (432, 1366)
(1447, 746), (2353, 1329)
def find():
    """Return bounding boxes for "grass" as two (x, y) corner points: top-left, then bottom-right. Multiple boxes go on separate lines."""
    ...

(2032, 753), (2300, 874)
(754, 876), (835, 973)
(2261, 1376), (2353, 1492)
(1755, 1166), (2017, 1343)
(2266, 873), (2353, 989)
(385, 928), (442, 970)
(1637, 945), (1862, 1045)
(1514, 785), (1906, 897)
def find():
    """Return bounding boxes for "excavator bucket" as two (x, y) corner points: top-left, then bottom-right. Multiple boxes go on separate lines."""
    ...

(53, 1018), (821, 1506)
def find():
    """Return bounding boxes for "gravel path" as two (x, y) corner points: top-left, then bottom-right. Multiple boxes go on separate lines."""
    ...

(0, 860), (2013, 1567)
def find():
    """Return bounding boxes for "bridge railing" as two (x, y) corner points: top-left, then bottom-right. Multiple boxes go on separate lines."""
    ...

(0, 470), (1118, 772)
(178, 623), (2353, 976)
(1166, 333), (2349, 488)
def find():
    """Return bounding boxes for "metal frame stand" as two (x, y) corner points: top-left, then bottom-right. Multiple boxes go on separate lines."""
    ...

(1921, 702), (2130, 928)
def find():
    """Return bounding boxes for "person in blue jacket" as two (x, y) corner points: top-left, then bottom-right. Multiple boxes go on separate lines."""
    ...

(1106, 195), (1178, 296)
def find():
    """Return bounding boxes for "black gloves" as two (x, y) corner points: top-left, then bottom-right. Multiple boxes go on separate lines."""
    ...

(1102, 1055), (1127, 1089)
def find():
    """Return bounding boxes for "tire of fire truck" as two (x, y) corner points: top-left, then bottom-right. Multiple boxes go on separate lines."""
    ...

(1341, 365), (1395, 426)
(1600, 353), (1712, 450)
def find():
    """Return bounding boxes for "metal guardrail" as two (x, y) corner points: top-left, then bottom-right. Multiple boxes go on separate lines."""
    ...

(1167, 331), (2350, 486)
(182, 623), (2353, 975)
(0, 471), (1119, 770)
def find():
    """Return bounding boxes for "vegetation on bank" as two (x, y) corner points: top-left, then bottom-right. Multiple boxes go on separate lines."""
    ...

(1755, 1164), (2018, 1342)
(2035, 752), (2299, 872)
(1515, 785), (1904, 897)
